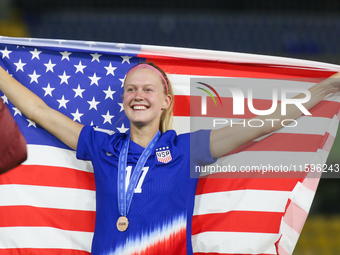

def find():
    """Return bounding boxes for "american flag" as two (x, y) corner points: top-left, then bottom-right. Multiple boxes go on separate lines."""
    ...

(0, 36), (339, 255)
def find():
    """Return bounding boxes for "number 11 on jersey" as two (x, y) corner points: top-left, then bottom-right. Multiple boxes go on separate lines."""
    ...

(125, 166), (149, 193)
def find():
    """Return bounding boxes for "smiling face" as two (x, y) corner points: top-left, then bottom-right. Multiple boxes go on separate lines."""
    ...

(123, 68), (172, 131)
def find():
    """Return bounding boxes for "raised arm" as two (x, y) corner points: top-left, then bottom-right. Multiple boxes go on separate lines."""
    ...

(0, 66), (83, 150)
(210, 72), (340, 158)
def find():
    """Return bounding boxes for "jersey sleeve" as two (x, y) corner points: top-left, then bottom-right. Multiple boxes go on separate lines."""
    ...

(76, 125), (113, 161)
(177, 129), (216, 167)
(190, 129), (216, 166)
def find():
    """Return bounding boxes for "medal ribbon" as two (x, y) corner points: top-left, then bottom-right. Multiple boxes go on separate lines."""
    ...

(118, 130), (161, 217)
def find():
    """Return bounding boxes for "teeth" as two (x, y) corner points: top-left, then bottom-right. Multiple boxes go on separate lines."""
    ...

(133, 105), (147, 110)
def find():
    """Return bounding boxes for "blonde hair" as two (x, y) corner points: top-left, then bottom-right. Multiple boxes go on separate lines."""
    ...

(125, 62), (174, 133)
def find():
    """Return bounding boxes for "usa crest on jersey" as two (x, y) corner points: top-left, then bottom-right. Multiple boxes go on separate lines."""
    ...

(156, 147), (172, 163)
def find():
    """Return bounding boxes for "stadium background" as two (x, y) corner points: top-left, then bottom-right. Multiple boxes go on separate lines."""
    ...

(1, 0), (340, 254)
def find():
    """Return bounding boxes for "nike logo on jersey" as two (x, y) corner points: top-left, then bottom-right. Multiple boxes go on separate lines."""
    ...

(156, 147), (172, 163)
(106, 151), (113, 156)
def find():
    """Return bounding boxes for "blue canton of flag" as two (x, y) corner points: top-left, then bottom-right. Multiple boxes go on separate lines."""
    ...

(0, 44), (145, 150)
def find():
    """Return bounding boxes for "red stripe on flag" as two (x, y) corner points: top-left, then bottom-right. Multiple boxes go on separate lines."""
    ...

(0, 206), (95, 232)
(0, 165), (95, 190)
(173, 95), (190, 116)
(228, 133), (325, 153)
(192, 211), (283, 235)
(308, 101), (340, 118)
(196, 177), (304, 195)
(0, 249), (90, 255)
(143, 57), (336, 79)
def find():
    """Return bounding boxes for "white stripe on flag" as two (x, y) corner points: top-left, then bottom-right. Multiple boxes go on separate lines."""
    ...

(278, 220), (300, 255)
(23, 145), (93, 172)
(192, 231), (279, 254)
(0, 185), (95, 211)
(194, 189), (290, 215)
(173, 117), (190, 134)
(0, 227), (93, 251)
(290, 182), (316, 213)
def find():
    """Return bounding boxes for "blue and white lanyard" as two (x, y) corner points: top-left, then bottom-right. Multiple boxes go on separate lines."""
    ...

(117, 130), (161, 217)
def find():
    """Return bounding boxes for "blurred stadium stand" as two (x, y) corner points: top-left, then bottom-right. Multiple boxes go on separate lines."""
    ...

(20, 12), (340, 61)
(0, 0), (28, 37)
(11, 0), (340, 13)
(294, 215), (340, 254)
(1, 1), (340, 254)
(8, 0), (340, 64)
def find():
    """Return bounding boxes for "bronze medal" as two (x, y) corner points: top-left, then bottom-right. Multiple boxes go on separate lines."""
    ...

(117, 216), (129, 232)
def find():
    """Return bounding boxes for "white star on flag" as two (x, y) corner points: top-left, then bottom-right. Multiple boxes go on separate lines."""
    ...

(73, 84), (85, 98)
(57, 95), (69, 109)
(42, 83), (55, 97)
(102, 110), (114, 124)
(119, 76), (125, 87)
(59, 71), (71, 85)
(14, 59), (26, 72)
(121, 55), (133, 64)
(87, 97), (100, 110)
(60, 51), (72, 61)
(12, 107), (22, 116)
(89, 73), (101, 86)
(30, 48), (42, 60)
(74, 61), (86, 74)
(28, 70), (41, 83)
(1, 95), (8, 104)
(117, 123), (129, 133)
(118, 103), (124, 112)
(103, 86), (116, 100)
(44, 59), (56, 73)
(0, 46), (12, 59)
(71, 109), (84, 122)
(90, 53), (102, 62)
(104, 62), (117, 76)
(27, 119), (37, 128)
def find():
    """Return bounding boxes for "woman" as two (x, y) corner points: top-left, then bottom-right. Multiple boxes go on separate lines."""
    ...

(0, 62), (339, 254)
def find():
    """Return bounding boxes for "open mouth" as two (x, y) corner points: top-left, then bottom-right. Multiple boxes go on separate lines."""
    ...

(132, 105), (148, 110)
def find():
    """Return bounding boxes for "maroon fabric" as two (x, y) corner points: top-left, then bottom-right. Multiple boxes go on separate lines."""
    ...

(0, 100), (27, 173)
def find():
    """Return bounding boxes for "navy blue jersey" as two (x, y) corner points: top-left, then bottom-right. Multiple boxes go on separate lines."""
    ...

(77, 126), (216, 255)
